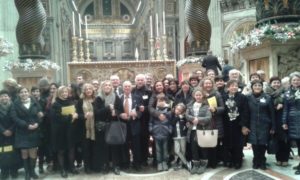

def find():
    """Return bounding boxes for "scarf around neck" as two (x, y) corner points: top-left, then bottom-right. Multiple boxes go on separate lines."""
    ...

(83, 98), (95, 140)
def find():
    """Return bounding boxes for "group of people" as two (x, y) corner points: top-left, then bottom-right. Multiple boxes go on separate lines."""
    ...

(0, 63), (300, 180)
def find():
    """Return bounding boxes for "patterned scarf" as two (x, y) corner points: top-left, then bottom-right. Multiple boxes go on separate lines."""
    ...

(83, 99), (95, 140)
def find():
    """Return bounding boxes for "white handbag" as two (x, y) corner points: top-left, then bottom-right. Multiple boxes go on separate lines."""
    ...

(196, 129), (218, 148)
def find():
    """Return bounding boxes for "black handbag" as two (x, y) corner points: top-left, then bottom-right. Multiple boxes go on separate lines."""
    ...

(0, 144), (21, 168)
(95, 121), (107, 132)
(267, 135), (278, 154)
(105, 118), (127, 145)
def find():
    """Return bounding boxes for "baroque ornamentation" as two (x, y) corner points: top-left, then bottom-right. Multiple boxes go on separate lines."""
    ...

(278, 48), (300, 78)
(256, 0), (300, 25)
(185, 0), (211, 53)
(176, 56), (224, 68)
(0, 38), (13, 57)
(230, 23), (300, 52)
(14, 0), (47, 59)
(3, 59), (60, 72)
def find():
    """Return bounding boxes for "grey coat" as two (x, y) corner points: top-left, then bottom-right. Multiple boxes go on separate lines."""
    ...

(186, 101), (212, 141)
(186, 102), (212, 129)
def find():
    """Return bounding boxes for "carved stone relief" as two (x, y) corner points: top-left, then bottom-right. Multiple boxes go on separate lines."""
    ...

(278, 48), (300, 78)
(68, 60), (176, 84)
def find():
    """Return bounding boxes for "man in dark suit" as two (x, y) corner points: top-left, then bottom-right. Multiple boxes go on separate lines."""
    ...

(202, 50), (222, 75)
(120, 81), (143, 171)
(222, 59), (234, 82)
(132, 74), (152, 166)
(110, 75), (123, 98)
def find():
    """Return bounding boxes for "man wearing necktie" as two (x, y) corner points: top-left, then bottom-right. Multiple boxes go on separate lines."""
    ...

(120, 81), (143, 171)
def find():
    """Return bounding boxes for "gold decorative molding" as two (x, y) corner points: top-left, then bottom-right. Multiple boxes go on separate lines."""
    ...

(67, 60), (176, 84)
(87, 28), (136, 34)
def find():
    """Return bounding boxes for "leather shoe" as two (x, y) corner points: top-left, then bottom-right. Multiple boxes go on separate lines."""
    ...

(260, 164), (267, 170)
(113, 167), (120, 175)
(70, 169), (79, 175)
(234, 163), (242, 169)
(252, 164), (259, 169)
(60, 170), (68, 178)
(224, 162), (232, 168)
(293, 164), (300, 170)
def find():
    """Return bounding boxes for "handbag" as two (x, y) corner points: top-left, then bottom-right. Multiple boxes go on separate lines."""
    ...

(105, 118), (127, 145)
(267, 135), (278, 154)
(0, 144), (21, 168)
(196, 116), (218, 148)
(95, 121), (107, 132)
(196, 129), (218, 148)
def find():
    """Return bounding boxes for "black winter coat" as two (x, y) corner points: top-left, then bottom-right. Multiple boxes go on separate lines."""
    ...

(247, 93), (275, 145)
(13, 98), (42, 148)
(51, 97), (78, 151)
(202, 55), (222, 75)
(0, 103), (20, 168)
(282, 88), (300, 139)
(265, 86), (287, 141)
(171, 113), (187, 138)
(223, 93), (249, 148)
(0, 104), (15, 146)
(207, 90), (225, 138)
(174, 89), (193, 106)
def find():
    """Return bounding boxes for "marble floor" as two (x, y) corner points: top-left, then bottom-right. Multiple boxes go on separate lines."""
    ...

(9, 149), (300, 180)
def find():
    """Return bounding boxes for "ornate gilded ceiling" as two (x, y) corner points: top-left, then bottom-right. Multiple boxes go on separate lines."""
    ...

(73, 0), (146, 23)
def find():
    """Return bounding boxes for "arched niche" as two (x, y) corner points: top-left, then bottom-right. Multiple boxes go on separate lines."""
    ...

(222, 17), (256, 69)
(77, 0), (140, 23)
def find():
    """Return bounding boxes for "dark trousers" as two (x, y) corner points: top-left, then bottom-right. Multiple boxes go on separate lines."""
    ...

(38, 142), (50, 167)
(110, 145), (123, 167)
(252, 144), (267, 166)
(155, 139), (168, 163)
(83, 139), (94, 171)
(74, 141), (83, 166)
(126, 134), (141, 166)
(190, 130), (208, 161)
(208, 138), (224, 167)
(140, 132), (150, 164)
(140, 116), (150, 164)
(224, 145), (243, 165)
(276, 140), (290, 162)
(296, 139), (300, 156)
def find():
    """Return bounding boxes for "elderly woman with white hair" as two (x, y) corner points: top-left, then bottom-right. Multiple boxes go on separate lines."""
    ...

(282, 72), (300, 174)
(229, 69), (245, 92)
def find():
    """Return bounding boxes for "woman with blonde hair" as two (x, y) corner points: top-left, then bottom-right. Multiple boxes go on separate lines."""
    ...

(199, 77), (225, 168)
(97, 80), (123, 175)
(76, 83), (97, 173)
(51, 86), (79, 178)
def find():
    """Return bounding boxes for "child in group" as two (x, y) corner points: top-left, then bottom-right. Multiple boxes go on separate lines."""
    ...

(186, 88), (212, 175)
(149, 93), (172, 172)
(171, 103), (192, 171)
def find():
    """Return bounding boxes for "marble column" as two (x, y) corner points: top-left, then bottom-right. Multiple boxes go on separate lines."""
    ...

(0, 0), (18, 82)
(95, 41), (103, 61)
(178, 0), (186, 60)
(208, 0), (222, 56)
(116, 40), (122, 60)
